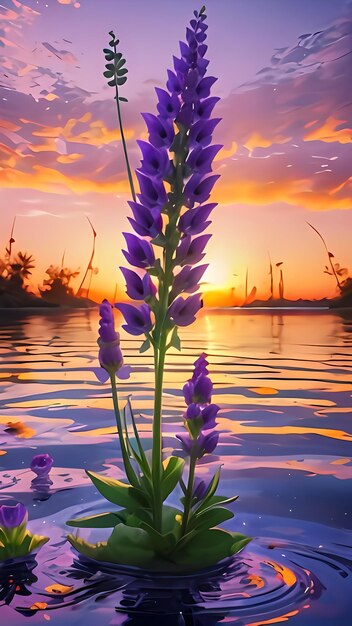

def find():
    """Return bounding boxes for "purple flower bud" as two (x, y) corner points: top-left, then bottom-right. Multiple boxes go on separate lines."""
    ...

(186, 145), (222, 176)
(196, 76), (217, 99)
(178, 203), (216, 236)
(98, 299), (118, 342)
(193, 476), (208, 501)
(179, 41), (193, 63)
(168, 294), (202, 327)
(196, 57), (210, 78)
(194, 97), (220, 121)
(166, 69), (183, 95)
(192, 352), (209, 378)
(137, 140), (172, 179)
(183, 373), (212, 405)
(170, 264), (208, 298)
(198, 43), (208, 58)
(120, 267), (156, 301)
(128, 203), (163, 238)
(142, 113), (174, 148)
(185, 403), (202, 420)
(155, 88), (181, 119)
(30, 453), (54, 477)
(184, 174), (220, 208)
(115, 303), (153, 336)
(201, 403), (220, 429)
(173, 55), (189, 79)
(176, 430), (219, 459)
(0, 503), (27, 529)
(175, 234), (211, 266)
(189, 118), (221, 148)
(122, 233), (155, 269)
(136, 171), (167, 209)
(197, 430), (219, 457)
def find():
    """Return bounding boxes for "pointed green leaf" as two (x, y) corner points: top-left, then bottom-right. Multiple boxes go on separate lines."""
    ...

(119, 96), (128, 102)
(169, 327), (181, 351)
(161, 456), (185, 501)
(189, 507), (234, 533)
(66, 511), (124, 528)
(86, 471), (147, 511)
(139, 338), (151, 353)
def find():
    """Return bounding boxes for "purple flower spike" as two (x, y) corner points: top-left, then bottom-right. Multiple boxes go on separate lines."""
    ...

(168, 294), (202, 327)
(122, 233), (155, 269)
(136, 171), (167, 209)
(120, 267), (156, 301)
(184, 174), (220, 208)
(0, 503), (27, 529)
(176, 234), (211, 266)
(30, 453), (54, 477)
(115, 303), (153, 336)
(97, 299), (124, 375)
(142, 113), (174, 148)
(178, 203), (216, 236)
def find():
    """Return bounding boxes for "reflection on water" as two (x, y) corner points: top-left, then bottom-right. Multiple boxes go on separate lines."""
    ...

(0, 308), (351, 624)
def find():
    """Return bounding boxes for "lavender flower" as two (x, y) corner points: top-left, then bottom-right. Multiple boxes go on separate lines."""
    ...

(120, 268), (156, 301)
(122, 233), (155, 269)
(94, 300), (130, 384)
(115, 303), (153, 336)
(176, 430), (219, 459)
(30, 453), (54, 477)
(0, 503), (27, 529)
(168, 294), (202, 327)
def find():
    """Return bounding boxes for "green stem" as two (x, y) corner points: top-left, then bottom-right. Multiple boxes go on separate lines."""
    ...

(181, 452), (197, 535)
(112, 50), (136, 203)
(110, 374), (139, 488)
(151, 334), (167, 532)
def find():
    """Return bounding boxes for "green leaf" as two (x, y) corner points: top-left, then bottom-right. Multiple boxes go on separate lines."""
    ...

(230, 532), (252, 555)
(116, 57), (126, 69)
(109, 39), (115, 46)
(161, 456), (185, 501)
(195, 467), (221, 512)
(200, 5), (206, 15)
(116, 68), (128, 77)
(114, 52), (122, 62)
(103, 70), (114, 79)
(168, 327), (181, 351)
(116, 76), (127, 86)
(195, 494), (239, 515)
(139, 338), (150, 353)
(174, 528), (240, 570)
(86, 471), (147, 511)
(105, 63), (115, 72)
(66, 511), (124, 528)
(104, 52), (114, 62)
(119, 96), (128, 102)
(107, 78), (116, 87)
(189, 507), (234, 533)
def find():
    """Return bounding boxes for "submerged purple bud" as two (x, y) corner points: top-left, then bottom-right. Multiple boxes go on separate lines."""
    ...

(120, 267), (156, 301)
(175, 234), (211, 266)
(30, 453), (54, 477)
(142, 113), (174, 148)
(136, 171), (167, 209)
(168, 293), (202, 327)
(115, 303), (153, 336)
(184, 174), (220, 208)
(122, 233), (155, 269)
(178, 203), (216, 236)
(0, 503), (27, 529)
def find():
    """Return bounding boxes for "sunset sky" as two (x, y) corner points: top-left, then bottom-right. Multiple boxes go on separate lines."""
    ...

(0, 0), (351, 305)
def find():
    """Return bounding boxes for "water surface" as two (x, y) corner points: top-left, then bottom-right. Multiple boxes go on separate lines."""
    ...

(0, 308), (351, 625)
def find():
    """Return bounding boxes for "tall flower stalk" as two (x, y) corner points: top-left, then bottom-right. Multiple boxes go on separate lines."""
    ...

(116, 4), (221, 530)
(68, 7), (251, 572)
